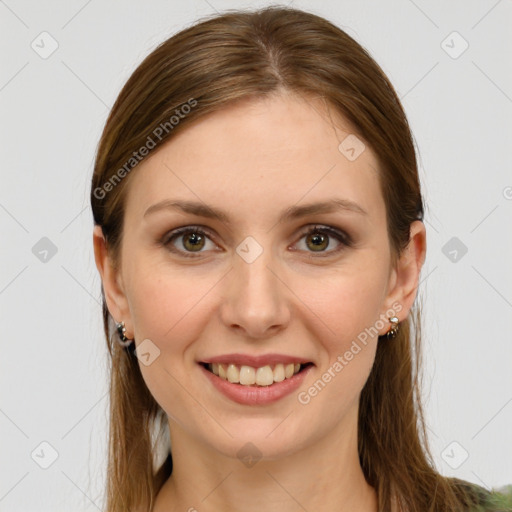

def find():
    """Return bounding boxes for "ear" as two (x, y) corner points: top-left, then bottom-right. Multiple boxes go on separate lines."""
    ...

(93, 225), (134, 338)
(378, 220), (427, 335)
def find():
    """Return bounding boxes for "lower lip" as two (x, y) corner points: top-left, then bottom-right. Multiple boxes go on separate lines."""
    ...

(199, 363), (314, 405)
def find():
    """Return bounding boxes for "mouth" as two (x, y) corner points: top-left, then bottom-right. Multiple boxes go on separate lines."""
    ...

(200, 361), (315, 387)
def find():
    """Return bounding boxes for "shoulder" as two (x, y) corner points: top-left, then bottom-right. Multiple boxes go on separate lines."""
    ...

(484, 484), (512, 511)
(451, 478), (512, 511)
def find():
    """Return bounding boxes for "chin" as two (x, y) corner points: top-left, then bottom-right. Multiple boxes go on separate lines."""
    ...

(202, 419), (312, 462)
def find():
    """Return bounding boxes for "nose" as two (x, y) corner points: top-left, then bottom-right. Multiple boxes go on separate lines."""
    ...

(219, 242), (291, 339)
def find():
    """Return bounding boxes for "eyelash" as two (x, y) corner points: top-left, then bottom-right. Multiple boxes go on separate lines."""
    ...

(160, 224), (352, 259)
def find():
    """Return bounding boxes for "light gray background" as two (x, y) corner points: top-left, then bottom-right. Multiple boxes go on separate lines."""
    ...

(1, 0), (511, 510)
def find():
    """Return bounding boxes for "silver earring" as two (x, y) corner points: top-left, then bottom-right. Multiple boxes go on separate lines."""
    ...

(113, 321), (134, 348)
(386, 316), (399, 339)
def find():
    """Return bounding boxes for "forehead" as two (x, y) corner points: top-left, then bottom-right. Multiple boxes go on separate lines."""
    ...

(124, 92), (385, 225)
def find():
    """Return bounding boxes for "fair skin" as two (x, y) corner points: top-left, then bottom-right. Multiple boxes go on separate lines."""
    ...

(94, 91), (426, 512)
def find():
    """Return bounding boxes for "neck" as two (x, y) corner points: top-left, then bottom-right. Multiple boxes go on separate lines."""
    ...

(153, 407), (378, 512)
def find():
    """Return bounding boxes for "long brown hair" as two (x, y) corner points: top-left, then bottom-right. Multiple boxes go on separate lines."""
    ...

(91, 6), (482, 511)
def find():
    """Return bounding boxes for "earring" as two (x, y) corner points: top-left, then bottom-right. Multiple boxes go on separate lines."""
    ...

(112, 321), (134, 348)
(386, 316), (399, 339)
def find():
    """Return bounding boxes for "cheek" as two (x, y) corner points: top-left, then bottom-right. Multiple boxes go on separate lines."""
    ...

(297, 262), (388, 345)
(125, 244), (390, 355)
(124, 264), (221, 419)
(125, 259), (222, 349)
(294, 279), (381, 420)
(291, 258), (388, 397)
(126, 251), (230, 366)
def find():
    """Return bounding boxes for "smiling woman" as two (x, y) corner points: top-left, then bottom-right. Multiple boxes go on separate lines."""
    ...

(90, 6), (507, 512)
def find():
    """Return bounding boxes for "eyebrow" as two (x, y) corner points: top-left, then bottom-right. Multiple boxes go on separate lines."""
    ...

(143, 198), (367, 224)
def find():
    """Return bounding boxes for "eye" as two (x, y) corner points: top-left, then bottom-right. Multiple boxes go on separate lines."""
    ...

(293, 225), (351, 257)
(162, 226), (218, 257)
(161, 224), (352, 259)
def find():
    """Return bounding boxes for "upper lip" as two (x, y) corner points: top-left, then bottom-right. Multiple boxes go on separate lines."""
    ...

(200, 353), (313, 367)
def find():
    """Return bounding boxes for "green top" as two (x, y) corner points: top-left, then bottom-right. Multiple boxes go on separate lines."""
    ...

(465, 482), (512, 511)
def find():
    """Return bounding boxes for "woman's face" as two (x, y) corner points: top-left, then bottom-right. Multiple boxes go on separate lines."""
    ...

(96, 92), (424, 460)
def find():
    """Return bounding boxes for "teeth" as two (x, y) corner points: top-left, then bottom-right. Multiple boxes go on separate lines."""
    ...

(273, 363), (285, 383)
(207, 362), (304, 386)
(255, 366), (274, 386)
(239, 365), (256, 385)
(227, 364), (240, 383)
